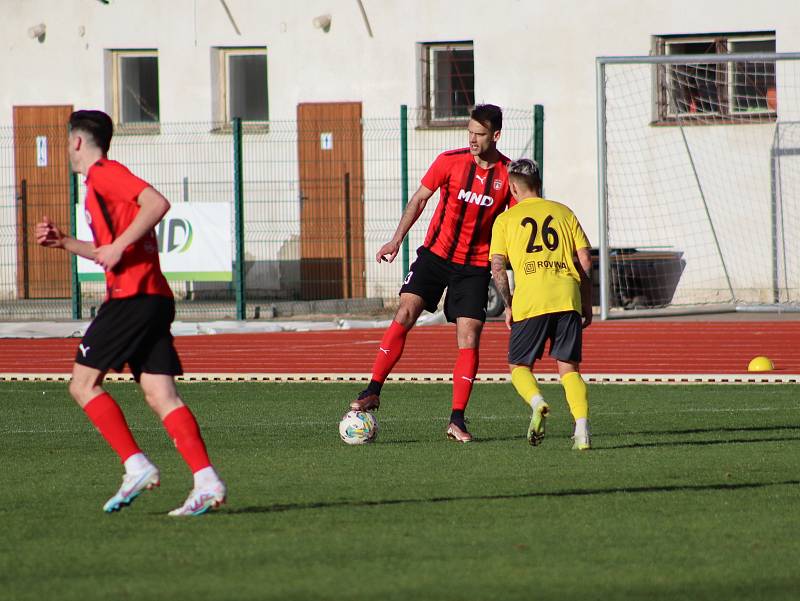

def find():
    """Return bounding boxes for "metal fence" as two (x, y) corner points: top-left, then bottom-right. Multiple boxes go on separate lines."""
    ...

(1, 106), (540, 321)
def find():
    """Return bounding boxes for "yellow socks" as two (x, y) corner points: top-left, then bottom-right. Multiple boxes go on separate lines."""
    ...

(511, 367), (542, 406)
(512, 367), (588, 426)
(561, 371), (588, 421)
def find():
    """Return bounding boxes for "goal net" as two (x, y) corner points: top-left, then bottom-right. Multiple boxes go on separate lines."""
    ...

(597, 52), (800, 317)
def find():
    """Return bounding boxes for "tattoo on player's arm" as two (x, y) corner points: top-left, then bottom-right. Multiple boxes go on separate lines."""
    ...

(491, 255), (513, 309)
(497, 280), (513, 309)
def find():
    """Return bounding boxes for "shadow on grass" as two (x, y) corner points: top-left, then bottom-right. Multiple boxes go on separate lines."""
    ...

(600, 434), (800, 450)
(615, 424), (800, 437)
(365, 426), (800, 448)
(221, 479), (800, 515)
(478, 425), (800, 448)
(475, 435), (538, 443)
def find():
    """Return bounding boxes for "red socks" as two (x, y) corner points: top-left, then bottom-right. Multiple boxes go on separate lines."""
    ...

(83, 393), (212, 475)
(452, 348), (479, 410)
(162, 405), (212, 473)
(371, 320), (409, 383)
(83, 392), (142, 463)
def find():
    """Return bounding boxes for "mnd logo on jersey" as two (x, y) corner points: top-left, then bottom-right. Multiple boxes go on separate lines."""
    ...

(524, 260), (569, 275)
(457, 189), (495, 207)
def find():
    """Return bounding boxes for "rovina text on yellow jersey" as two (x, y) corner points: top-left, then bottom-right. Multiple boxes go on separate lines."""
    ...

(489, 196), (590, 321)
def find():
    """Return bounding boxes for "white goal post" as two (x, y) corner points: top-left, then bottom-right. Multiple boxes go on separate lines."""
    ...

(596, 52), (800, 319)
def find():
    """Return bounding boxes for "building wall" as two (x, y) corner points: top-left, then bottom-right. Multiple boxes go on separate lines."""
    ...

(2, 0), (799, 300)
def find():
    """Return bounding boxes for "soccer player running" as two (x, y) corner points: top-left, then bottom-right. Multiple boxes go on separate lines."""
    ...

(489, 158), (593, 450)
(35, 110), (226, 515)
(350, 104), (513, 442)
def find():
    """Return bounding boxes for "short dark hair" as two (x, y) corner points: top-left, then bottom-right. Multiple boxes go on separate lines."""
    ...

(68, 110), (113, 154)
(508, 158), (542, 193)
(470, 104), (503, 132)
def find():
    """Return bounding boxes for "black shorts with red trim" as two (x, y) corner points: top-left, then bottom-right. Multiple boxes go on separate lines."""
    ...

(75, 294), (183, 381)
(400, 246), (490, 323)
(508, 310), (583, 365)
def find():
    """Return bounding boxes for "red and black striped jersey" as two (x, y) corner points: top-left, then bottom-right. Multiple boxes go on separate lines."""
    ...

(84, 159), (172, 300)
(420, 148), (513, 266)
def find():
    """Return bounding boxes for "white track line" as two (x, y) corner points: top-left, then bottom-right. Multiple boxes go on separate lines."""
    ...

(1, 372), (798, 384)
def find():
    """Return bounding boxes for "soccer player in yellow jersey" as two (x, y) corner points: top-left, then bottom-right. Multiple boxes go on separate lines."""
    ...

(489, 159), (594, 450)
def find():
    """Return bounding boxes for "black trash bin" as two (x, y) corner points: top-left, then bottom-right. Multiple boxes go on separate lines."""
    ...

(590, 248), (686, 309)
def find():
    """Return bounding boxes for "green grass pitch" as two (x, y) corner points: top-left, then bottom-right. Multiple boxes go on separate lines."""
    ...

(2, 381), (800, 601)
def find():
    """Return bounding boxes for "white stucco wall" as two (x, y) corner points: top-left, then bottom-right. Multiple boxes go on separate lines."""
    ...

(2, 0), (799, 301)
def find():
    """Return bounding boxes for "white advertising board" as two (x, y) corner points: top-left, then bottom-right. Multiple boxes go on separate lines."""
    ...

(77, 203), (232, 282)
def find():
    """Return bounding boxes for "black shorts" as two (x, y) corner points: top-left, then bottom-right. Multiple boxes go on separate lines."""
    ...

(508, 311), (583, 365)
(76, 295), (183, 381)
(400, 246), (490, 323)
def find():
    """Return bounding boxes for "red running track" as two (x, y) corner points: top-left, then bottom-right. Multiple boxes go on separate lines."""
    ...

(0, 321), (798, 376)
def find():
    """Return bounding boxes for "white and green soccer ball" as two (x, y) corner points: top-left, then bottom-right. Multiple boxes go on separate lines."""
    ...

(339, 410), (379, 445)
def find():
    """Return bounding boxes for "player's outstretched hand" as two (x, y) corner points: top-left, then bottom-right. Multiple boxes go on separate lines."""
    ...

(35, 216), (65, 248)
(504, 307), (513, 330)
(376, 239), (401, 263)
(582, 307), (593, 329)
(93, 244), (123, 271)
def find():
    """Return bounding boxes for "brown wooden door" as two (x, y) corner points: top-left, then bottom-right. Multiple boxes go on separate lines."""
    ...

(13, 105), (74, 299)
(297, 102), (365, 300)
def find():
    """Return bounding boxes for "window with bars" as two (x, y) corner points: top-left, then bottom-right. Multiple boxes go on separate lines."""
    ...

(109, 50), (160, 129)
(653, 32), (776, 123)
(419, 42), (474, 125)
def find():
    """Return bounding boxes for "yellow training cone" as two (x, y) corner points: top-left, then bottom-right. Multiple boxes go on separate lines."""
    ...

(748, 356), (774, 372)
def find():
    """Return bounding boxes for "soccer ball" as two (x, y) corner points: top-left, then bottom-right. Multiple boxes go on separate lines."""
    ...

(339, 410), (379, 445)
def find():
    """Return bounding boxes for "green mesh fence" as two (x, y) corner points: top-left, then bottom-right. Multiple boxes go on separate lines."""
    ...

(0, 107), (536, 321)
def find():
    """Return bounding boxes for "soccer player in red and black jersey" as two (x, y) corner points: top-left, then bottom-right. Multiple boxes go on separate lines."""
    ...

(351, 104), (512, 442)
(35, 110), (226, 516)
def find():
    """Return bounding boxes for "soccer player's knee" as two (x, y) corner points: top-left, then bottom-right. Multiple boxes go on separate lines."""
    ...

(457, 325), (481, 349)
(395, 304), (420, 327)
(458, 333), (479, 348)
(141, 388), (157, 407)
(141, 384), (182, 416)
(68, 376), (92, 402)
(143, 388), (169, 410)
(67, 378), (81, 401)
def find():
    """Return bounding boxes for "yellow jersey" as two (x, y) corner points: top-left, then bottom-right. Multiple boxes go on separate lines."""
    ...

(489, 196), (590, 321)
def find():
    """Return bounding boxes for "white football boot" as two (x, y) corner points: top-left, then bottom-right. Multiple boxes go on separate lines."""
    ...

(102, 464), (160, 513)
(168, 479), (227, 516)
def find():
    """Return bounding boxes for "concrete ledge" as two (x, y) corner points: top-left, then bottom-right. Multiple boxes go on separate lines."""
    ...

(0, 297), (388, 321)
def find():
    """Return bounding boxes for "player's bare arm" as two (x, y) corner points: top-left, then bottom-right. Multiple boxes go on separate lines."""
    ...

(491, 254), (514, 329)
(35, 215), (96, 259)
(575, 247), (593, 328)
(375, 184), (434, 263)
(93, 187), (170, 271)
